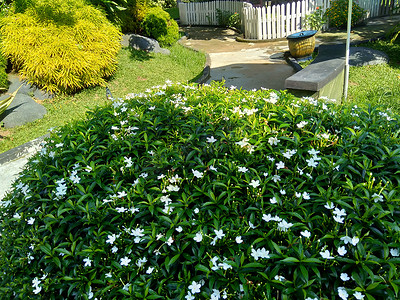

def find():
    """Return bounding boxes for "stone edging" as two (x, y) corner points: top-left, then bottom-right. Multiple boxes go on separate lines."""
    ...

(0, 134), (49, 165)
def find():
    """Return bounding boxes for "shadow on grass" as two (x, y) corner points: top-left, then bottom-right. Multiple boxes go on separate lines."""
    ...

(128, 48), (153, 61)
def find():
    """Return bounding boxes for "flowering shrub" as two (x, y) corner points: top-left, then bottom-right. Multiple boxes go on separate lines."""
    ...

(325, 0), (366, 29)
(1, 82), (400, 299)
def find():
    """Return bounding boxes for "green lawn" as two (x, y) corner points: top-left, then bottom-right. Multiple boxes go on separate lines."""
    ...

(0, 43), (205, 153)
(347, 40), (400, 113)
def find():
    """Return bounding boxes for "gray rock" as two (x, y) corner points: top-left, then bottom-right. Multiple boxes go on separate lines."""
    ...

(8, 74), (53, 100)
(121, 34), (171, 55)
(0, 94), (47, 128)
(349, 47), (389, 67)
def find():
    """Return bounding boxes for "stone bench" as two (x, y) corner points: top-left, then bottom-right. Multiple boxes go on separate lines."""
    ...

(284, 43), (389, 101)
(284, 44), (346, 101)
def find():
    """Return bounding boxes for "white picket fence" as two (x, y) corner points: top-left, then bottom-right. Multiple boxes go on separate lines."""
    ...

(179, 0), (388, 40)
(178, 1), (246, 25)
(243, 0), (383, 39)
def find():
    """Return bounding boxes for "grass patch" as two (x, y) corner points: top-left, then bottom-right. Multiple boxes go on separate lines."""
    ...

(347, 40), (400, 113)
(0, 43), (205, 153)
(165, 7), (179, 20)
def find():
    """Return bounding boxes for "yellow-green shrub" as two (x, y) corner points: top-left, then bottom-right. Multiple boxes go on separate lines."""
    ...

(0, 0), (122, 94)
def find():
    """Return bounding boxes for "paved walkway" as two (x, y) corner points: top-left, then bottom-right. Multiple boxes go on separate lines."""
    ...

(1, 14), (400, 199)
(180, 14), (400, 90)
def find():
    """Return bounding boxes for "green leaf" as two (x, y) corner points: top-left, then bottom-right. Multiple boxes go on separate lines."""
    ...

(195, 264), (210, 273)
(280, 257), (299, 263)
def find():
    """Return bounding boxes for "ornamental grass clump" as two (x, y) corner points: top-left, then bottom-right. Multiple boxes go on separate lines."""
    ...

(1, 82), (400, 299)
(0, 0), (121, 94)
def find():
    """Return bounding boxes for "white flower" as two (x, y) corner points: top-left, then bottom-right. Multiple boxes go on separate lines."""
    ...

(354, 291), (365, 299)
(33, 286), (42, 294)
(105, 272), (112, 278)
(176, 226), (183, 232)
(83, 257), (92, 267)
(249, 180), (260, 188)
(166, 185), (180, 192)
(157, 174), (165, 180)
(268, 137), (279, 145)
(251, 247), (270, 260)
(263, 172), (269, 177)
(302, 192), (310, 200)
(270, 197), (277, 204)
(120, 256), (131, 266)
(27, 217), (35, 225)
(116, 207), (127, 213)
(209, 165), (218, 172)
(337, 246), (347, 256)
(236, 138), (250, 147)
(282, 149), (296, 159)
(274, 275), (285, 281)
(194, 232), (203, 242)
(130, 228), (145, 237)
(111, 246), (118, 253)
(166, 236), (174, 246)
(390, 248), (399, 257)
(211, 289), (221, 300)
(249, 221), (255, 229)
(300, 230), (311, 238)
(146, 266), (154, 274)
(351, 236), (360, 246)
(320, 249), (334, 259)
(340, 236), (352, 244)
(276, 161), (285, 170)
(136, 257), (147, 268)
(340, 273), (350, 281)
(338, 287), (348, 300)
(372, 193), (384, 202)
(272, 175), (281, 182)
(188, 281), (202, 294)
(185, 291), (195, 300)
(280, 189), (286, 195)
(238, 166), (248, 173)
(32, 277), (41, 287)
(194, 208), (199, 214)
(214, 229), (225, 240)
(297, 121), (308, 128)
(277, 219), (293, 232)
(333, 215), (345, 223)
(123, 283), (131, 291)
(306, 157), (319, 168)
(308, 149), (320, 156)
(106, 234), (116, 245)
(192, 169), (203, 179)
(236, 236), (243, 244)
(333, 208), (347, 217)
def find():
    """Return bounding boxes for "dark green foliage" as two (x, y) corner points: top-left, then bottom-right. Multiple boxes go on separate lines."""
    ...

(142, 6), (179, 46)
(1, 83), (400, 299)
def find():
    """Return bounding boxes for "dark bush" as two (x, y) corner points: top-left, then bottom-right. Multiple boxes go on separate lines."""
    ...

(142, 6), (179, 46)
(1, 83), (400, 299)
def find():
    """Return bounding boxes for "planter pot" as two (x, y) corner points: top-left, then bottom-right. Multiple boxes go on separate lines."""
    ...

(287, 30), (317, 58)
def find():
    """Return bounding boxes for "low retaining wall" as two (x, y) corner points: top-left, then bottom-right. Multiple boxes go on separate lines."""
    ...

(284, 44), (346, 101)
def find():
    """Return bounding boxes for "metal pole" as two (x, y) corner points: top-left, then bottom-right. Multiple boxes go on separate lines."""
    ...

(343, 0), (353, 101)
